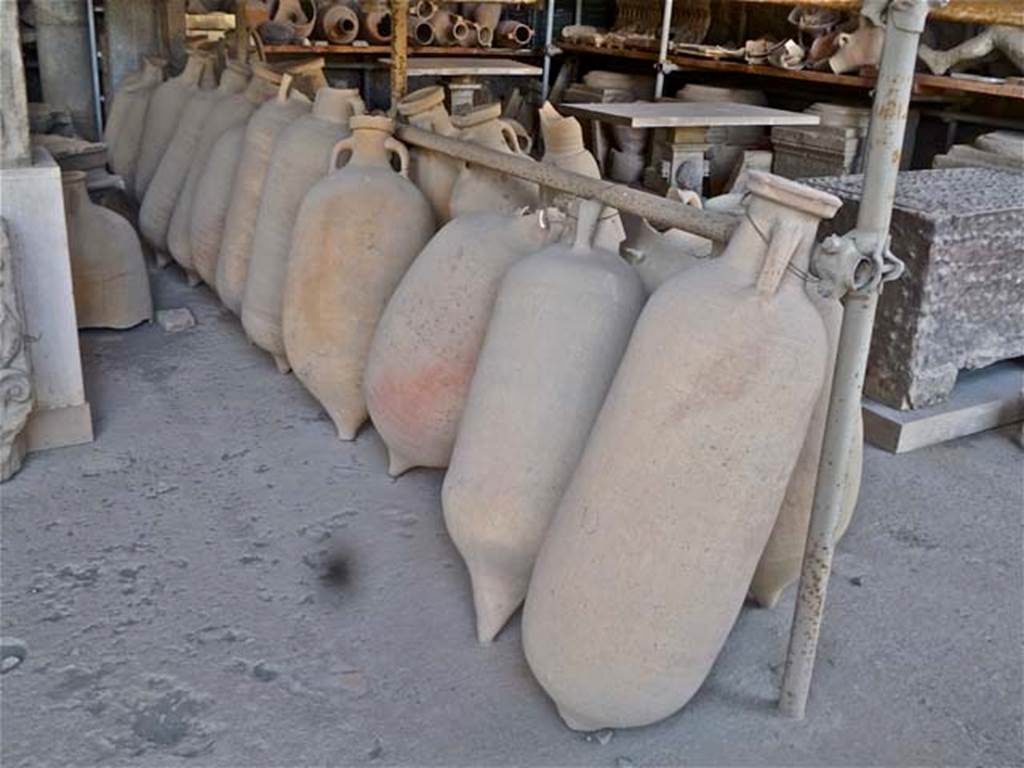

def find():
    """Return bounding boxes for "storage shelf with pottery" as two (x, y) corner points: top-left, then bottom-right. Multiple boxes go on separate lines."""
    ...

(263, 45), (539, 57)
(559, 43), (1024, 101)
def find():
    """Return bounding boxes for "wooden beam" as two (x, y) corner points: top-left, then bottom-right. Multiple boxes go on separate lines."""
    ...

(390, 0), (410, 109)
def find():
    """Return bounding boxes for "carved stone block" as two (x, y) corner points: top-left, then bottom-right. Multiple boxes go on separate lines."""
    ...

(0, 219), (33, 481)
(807, 168), (1024, 409)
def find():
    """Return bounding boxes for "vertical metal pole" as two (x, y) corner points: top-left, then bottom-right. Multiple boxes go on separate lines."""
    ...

(541, 0), (556, 101)
(85, 0), (103, 137)
(390, 0), (409, 111)
(654, 0), (674, 99)
(779, 0), (944, 721)
(573, 0), (582, 25)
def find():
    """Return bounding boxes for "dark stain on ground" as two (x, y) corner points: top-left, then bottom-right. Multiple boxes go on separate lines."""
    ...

(320, 546), (353, 589)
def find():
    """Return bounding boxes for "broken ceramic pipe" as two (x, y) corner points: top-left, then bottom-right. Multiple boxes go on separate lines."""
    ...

(494, 20), (533, 48)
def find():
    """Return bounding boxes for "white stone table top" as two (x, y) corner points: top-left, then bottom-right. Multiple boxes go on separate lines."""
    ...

(558, 100), (822, 128)
(381, 57), (543, 76)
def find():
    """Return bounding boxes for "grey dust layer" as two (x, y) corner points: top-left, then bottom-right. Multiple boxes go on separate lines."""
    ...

(2, 267), (1021, 767)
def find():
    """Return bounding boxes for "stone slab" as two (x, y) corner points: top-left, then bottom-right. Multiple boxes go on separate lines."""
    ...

(807, 168), (1024, 410)
(863, 359), (1023, 453)
(0, 148), (93, 452)
(382, 58), (542, 77)
(557, 101), (821, 129)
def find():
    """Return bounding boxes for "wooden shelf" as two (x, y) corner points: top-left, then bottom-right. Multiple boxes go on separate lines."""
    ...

(735, 0), (1024, 27)
(559, 43), (1024, 101)
(263, 44), (538, 57)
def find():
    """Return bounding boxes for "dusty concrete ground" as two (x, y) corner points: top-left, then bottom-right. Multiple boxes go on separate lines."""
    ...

(2, 267), (1021, 767)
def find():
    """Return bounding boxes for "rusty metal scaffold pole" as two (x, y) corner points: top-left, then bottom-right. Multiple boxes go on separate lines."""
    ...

(779, 0), (947, 720)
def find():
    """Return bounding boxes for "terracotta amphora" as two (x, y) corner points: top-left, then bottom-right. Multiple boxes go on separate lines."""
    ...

(242, 86), (365, 372)
(749, 283), (864, 607)
(134, 51), (214, 202)
(187, 125), (248, 288)
(169, 63), (283, 284)
(62, 171), (153, 330)
(521, 172), (842, 732)
(618, 188), (710, 294)
(448, 102), (540, 217)
(538, 102), (625, 251)
(442, 200), (645, 644)
(216, 73), (313, 315)
(140, 60), (250, 256)
(619, 191), (864, 609)
(365, 210), (564, 477)
(282, 115), (435, 439)
(317, 1), (360, 43)
(104, 57), (165, 194)
(396, 86), (462, 224)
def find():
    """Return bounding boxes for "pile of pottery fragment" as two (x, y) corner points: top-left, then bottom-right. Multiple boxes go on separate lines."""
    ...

(90, 48), (866, 732)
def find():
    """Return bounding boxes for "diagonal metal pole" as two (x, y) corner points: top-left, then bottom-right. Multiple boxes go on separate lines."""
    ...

(779, 0), (947, 720)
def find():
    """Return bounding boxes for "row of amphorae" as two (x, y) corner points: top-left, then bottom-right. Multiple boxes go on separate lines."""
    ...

(86, 49), (863, 731)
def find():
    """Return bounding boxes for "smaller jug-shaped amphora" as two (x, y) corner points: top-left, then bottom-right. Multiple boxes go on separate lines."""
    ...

(140, 60), (250, 256)
(104, 57), (165, 194)
(538, 102), (625, 251)
(134, 50), (213, 202)
(442, 200), (645, 644)
(216, 73), (313, 315)
(618, 188), (711, 295)
(62, 171), (153, 329)
(170, 63), (284, 284)
(396, 86), (462, 224)
(365, 209), (564, 477)
(283, 116), (435, 440)
(242, 85), (365, 372)
(521, 172), (842, 732)
(749, 262), (864, 608)
(448, 102), (540, 217)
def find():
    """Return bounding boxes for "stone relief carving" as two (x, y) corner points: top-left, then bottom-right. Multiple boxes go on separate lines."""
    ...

(0, 218), (34, 481)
